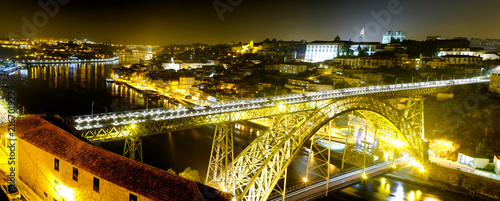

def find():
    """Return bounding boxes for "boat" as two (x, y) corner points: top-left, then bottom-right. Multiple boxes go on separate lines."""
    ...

(105, 78), (115, 82)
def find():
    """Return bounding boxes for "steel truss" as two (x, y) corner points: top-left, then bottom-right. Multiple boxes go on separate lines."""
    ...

(305, 121), (335, 196)
(77, 85), (455, 143)
(227, 97), (424, 201)
(206, 124), (234, 191)
(123, 137), (143, 162)
(404, 96), (424, 139)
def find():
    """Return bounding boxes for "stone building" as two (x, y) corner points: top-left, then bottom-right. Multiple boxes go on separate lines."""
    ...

(15, 115), (225, 201)
(489, 73), (500, 94)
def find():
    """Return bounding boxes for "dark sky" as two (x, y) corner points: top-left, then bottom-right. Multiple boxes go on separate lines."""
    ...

(1, 0), (499, 45)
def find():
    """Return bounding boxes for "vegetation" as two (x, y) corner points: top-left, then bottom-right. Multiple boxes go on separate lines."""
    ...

(179, 167), (202, 182)
(425, 84), (500, 160)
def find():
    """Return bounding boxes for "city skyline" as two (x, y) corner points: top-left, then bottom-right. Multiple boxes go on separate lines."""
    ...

(1, 0), (499, 45)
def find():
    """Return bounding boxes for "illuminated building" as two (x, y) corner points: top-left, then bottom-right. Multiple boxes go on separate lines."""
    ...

(494, 155), (500, 175)
(279, 63), (307, 74)
(457, 153), (489, 168)
(16, 115), (223, 201)
(305, 36), (378, 63)
(489, 74), (500, 94)
(382, 30), (406, 44)
(422, 58), (446, 69)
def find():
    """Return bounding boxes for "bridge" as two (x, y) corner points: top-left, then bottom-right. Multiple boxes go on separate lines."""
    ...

(66, 77), (489, 201)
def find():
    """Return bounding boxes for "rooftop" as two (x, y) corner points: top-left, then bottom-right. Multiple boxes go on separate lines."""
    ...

(16, 115), (226, 201)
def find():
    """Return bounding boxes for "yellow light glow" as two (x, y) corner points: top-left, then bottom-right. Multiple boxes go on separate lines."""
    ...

(277, 103), (285, 111)
(222, 187), (227, 192)
(232, 198), (237, 201)
(362, 173), (367, 179)
(381, 178), (386, 185)
(58, 185), (74, 201)
(302, 177), (308, 182)
(416, 190), (421, 196)
(131, 124), (136, 128)
(392, 140), (406, 148)
(408, 191), (415, 201)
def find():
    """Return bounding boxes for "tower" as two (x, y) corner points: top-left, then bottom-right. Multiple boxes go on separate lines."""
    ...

(359, 28), (365, 42)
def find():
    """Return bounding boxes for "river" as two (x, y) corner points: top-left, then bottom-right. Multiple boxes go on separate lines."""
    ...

(4, 62), (481, 200)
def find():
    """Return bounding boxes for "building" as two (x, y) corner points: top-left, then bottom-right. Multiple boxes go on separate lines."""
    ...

(422, 58), (446, 69)
(179, 77), (195, 93)
(483, 52), (500, 60)
(304, 36), (379, 63)
(441, 55), (483, 66)
(382, 30), (406, 44)
(15, 115), (225, 201)
(457, 153), (489, 169)
(279, 63), (307, 74)
(285, 78), (334, 93)
(437, 47), (485, 58)
(489, 74), (500, 94)
(495, 155), (500, 175)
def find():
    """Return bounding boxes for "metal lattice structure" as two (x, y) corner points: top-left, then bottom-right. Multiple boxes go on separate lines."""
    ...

(123, 137), (143, 162)
(69, 79), (487, 144)
(227, 96), (426, 200)
(206, 124), (234, 191)
(404, 96), (425, 139)
(63, 78), (488, 199)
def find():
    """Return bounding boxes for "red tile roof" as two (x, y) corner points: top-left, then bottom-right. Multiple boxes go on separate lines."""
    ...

(16, 116), (226, 201)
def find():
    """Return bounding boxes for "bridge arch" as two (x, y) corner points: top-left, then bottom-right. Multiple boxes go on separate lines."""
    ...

(229, 96), (424, 200)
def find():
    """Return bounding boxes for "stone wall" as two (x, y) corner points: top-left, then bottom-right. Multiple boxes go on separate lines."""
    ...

(489, 73), (500, 94)
(401, 163), (500, 200)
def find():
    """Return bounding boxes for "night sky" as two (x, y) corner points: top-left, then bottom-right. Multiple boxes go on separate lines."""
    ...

(1, 0), (499, 45)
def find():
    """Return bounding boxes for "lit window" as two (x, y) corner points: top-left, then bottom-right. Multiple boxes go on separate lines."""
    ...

(54, 158), (59, 171)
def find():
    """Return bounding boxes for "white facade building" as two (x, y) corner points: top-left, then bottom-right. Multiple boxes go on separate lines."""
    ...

(305, 36), (378, 63)
(382, 30), (406, 44)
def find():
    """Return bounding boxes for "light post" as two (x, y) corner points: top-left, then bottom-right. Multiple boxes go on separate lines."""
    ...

(480, 67), (485, 76)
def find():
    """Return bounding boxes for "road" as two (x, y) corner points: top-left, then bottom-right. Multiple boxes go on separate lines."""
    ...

(430, 157), (500, 180)
(268, 158), (409, 201)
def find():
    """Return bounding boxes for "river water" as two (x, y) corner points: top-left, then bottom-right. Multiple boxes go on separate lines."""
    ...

(5, 62), (481, 200)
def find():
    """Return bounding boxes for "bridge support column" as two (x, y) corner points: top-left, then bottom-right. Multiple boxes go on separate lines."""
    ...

(404, 96), (427, 163)
(123, 137), (143, 163)
(305, 120), (335, 196)
(340, 111), (367, 171)
(206, 124), (234, 191)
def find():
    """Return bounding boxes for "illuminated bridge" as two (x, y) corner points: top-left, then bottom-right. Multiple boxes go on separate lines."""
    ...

(66, 77), (489, 201)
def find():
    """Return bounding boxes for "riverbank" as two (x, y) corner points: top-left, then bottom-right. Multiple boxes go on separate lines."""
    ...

(385, 164), (499, 200)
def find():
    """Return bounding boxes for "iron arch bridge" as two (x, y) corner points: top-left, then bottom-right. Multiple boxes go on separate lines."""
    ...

(66, 78), (489, 199)
(210, 96), (425, 200)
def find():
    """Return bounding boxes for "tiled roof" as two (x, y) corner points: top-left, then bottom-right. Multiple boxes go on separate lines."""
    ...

(16, 116), (226, 201)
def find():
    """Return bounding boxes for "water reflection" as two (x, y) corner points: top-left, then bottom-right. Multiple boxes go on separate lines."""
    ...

(8, 62), (172, 116)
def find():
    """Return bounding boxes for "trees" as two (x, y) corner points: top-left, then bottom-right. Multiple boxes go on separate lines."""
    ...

(179, 167), (201, 182)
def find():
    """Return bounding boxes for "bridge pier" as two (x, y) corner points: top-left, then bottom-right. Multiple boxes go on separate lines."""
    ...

(123, 137), (143, 162)
(305, 120), (335, 196)
(206, 124), (234, 191)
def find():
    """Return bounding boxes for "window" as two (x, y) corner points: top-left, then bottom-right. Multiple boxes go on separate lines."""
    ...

(93, 177), (99, 193)
(129, 194), (138, 201)
(54, 158), (59, 171)
(73, 167), (78, 181)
